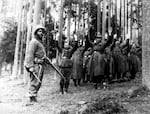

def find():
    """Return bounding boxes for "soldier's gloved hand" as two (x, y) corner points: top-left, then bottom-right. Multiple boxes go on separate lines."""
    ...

(29, 67), (35, 72)
(34, 58), (44, 64)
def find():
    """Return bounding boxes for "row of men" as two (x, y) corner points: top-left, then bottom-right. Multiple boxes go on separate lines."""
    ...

(24, 25), (141, 105)
(58, 33), (141, 93)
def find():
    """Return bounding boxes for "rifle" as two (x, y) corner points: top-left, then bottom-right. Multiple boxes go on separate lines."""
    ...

(25, 66), (42, 83)
(43, 56), (65, 80)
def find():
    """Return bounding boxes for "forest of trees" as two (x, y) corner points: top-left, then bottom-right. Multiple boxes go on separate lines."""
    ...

(0, 0), (145, 87)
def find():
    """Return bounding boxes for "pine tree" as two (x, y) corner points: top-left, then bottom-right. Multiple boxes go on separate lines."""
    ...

(142, 0), (150, 89)
(12, 0), (23, 79)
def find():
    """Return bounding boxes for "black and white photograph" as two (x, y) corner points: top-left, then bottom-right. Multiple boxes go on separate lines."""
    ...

(0, 0), (145, 113)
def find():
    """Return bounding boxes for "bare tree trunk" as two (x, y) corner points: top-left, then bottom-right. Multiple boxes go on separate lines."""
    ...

(56, 0), (64, 65)
(67, 5), (71, 45)
(130, 0), (133, 40)
(12, 0), (23, 79)
(102, 0), (106, 40)
(33, 0), (42, 26)
(120, 0), (122, 37)
(74, 4), (77, 33)
(18, 31), (23, 76)
(108, 0), (112, 31)
(97, 0), (102, 37)
(58, 0), (64, 48)
(142, 0), (150, 89)
(23, 0), (33, 84)
(19, 2), (27, 77)
(123, 0), (126, 40)
(127, 0), (129, 34)
(87, 0), (92, 44)
(0, 62), (3, 76)
(10, 63), (13, 75)
(25, 0), (33, 55)
(78, 1), (81, 34)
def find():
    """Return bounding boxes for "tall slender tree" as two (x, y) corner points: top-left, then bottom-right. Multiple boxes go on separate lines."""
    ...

(12, 0), (23, 79)
(25, 0), (33, 55)
(130, 0), (133, 40)
(33, 0), (42, 26)
(123, 0), (126, 39)
(67, 3), (71, 44)
(142, 0), (150, 89)
(120, 0), (122, 37)
(108, 0), (112, 31)
(127, 0), (129, 34)
(102, 0), (106, 40)
(97, 0), (102, 37)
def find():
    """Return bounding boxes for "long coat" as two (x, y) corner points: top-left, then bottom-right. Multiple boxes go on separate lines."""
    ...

(83, 49), (92, 70)
(71, 47), (84, 80)
(89, 36), (113, 82)
(128, 54), (139, 74)
(89, 51), (106, 78)
(112, 45), (129, 74)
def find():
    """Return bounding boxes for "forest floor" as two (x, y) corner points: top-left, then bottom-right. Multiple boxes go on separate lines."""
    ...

(0, 68), (150, 114)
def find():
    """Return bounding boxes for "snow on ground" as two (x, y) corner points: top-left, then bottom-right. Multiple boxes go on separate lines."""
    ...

(0, 70), (149, 114)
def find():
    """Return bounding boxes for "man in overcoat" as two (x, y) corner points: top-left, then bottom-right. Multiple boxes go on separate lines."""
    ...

(89, 34), (113, 89)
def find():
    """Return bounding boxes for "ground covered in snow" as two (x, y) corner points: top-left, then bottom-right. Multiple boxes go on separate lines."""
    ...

(0, 69), (149, 114)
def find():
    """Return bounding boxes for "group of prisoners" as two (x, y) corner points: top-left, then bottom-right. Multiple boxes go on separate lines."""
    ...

(68, 35), (141, 89)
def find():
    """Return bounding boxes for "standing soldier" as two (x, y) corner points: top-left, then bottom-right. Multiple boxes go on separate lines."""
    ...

(128, 43), (140, 80)
(89, 34), (112, 89)
(56, 36), (78, 94)
(71, 46), (84, 86)
(83, 47), (92, 83)
(24, 25), (46, 105)
(59, 42), (73, 94)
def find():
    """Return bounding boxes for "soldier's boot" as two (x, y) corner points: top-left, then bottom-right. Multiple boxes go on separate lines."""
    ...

(116, 73), (121, 82)
(64, 88), (68, 94)
(120, 73), (124, 82)
(94, 83), (98, 89)
(60, 86), (64, 94)
(73, 79), (77, 87)
(25, 97), (34, 106)
(78, 79), (81, 86)
(64, 81), (69, 93)
(82, 71), (86, 83)
(60, 79), (64, 94)
(119, 73), (123, 82)
(31, 96), (37, 102)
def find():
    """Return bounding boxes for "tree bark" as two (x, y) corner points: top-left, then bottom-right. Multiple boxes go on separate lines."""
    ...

(33, 0), (42, 26)
(102, 0), (106, 40)
(23, 0), (33, 84)
(0, 62), (3, 76)
(97, 0), (102, 37)
(56, 0), (64, 65)
(18, 3), (27, 76)
(142, 0), (150, 89)
(59, 0), (64, 48)
(67, 5), (71, 45)
(12, 0), (23, 79)
(78, 1), (81, 34)
(25, 0), (33, 55)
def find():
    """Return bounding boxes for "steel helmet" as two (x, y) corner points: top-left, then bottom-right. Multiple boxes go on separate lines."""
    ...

(33, 25), (46, 35)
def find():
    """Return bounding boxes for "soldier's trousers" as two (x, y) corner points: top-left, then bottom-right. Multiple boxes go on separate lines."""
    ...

(27, 64), (44, 97)
(60, 68), (71, 94)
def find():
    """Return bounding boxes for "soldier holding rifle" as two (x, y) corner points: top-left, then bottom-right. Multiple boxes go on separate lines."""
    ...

(24, 25), (46, 105)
